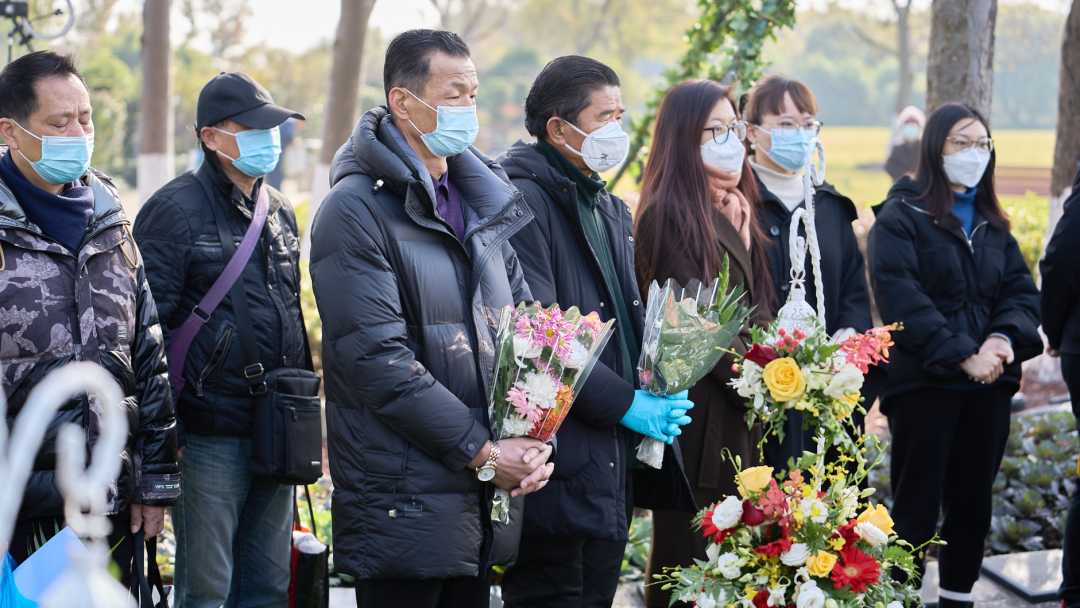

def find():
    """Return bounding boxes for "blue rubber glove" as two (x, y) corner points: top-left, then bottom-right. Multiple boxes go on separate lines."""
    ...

(620, 390), (695, 444)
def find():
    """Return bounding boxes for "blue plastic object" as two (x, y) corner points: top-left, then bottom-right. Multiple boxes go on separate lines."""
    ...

(13, 526), (87, 602)
(1, 552), (37, 607)
(620, 390), (695, 444)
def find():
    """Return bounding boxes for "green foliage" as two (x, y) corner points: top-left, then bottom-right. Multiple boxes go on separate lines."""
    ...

(1002, 191), (1049, 281)
(610, 0), (798, 188)
(620, 514), (652, 583)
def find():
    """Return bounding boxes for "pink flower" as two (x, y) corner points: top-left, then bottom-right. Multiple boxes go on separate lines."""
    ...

(507, 387), (541, 423)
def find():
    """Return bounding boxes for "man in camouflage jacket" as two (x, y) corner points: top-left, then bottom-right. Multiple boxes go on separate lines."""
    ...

(0, 51), (179, 580)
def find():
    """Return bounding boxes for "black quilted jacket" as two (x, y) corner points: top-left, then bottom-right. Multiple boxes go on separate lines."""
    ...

(868, 177), (1041, 405)
(0, 158), (179, 520)
(310, 107), (534, 580)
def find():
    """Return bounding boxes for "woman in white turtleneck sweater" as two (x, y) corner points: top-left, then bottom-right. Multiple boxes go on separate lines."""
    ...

(741, 74), (876, 472)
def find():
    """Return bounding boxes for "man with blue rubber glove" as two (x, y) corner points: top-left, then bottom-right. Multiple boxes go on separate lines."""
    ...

(497, 56), (696, 608)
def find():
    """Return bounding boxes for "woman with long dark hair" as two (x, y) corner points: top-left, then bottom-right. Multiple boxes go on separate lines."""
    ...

(634, 79), (775, 608)
(868, 102), (1041, 608)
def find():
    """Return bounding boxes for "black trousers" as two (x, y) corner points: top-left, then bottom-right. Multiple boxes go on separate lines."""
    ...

(886, 384), (1013, 594)
(1061, 354), (1080, 607)
(501, 535), (626, 608)
(353, 572), (491, 608)
(8, 509), (136, 589)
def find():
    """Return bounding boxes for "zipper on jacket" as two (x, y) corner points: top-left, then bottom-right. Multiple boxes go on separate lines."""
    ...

(901, 198), (988, 257)
(196, 326), (233, 396)
(966, 221), (989, 253)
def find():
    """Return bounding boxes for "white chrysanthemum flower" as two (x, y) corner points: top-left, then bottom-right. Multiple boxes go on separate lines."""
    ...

(523, 372), (559, 409)
(715, 552), (742, 579)
(824, 363), (864, 399)
(780, 542), (810, 567)
(711, 495), (743, 530)
(513, 335), (543, 360)
(502, 413), (532, 437)
(855, 521), (889, 547)
(563, 340), (590, 369)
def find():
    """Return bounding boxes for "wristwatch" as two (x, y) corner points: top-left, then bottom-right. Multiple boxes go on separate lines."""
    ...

(476, 441), (500, 482)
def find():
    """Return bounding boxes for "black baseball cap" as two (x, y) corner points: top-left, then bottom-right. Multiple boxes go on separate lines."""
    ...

(196, 72), (305, 131)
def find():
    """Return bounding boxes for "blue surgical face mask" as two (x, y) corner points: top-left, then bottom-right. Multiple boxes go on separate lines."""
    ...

(12, 120), (94, 185)
(756, 124), (813, 173)
(214, 125), (281, 178)
(403, 89), (479, 158)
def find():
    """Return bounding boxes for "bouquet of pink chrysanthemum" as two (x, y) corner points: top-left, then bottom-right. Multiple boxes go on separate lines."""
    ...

(487, 302), (613, 522)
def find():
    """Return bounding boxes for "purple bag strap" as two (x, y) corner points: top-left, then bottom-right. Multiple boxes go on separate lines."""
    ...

(167, 184), (269, 393)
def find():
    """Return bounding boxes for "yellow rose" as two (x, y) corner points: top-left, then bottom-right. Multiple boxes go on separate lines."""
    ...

(762, 357), (806, 403)
(806, 550), (837, 578)
(736, 466), (774, 498)
(857, 503), (896, 536)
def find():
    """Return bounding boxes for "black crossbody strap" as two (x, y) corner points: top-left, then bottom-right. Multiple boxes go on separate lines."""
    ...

(201, 174), (268, 395)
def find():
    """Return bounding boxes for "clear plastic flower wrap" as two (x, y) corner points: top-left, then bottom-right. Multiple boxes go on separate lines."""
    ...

(487, 302), (614, 523)
(636, 255), (753, 468)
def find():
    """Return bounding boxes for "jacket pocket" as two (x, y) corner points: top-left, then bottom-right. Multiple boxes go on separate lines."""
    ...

(917, 245), (964, 299)
(197, 322), (234, 398)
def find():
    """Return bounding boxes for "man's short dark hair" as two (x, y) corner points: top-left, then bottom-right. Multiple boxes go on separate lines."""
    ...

(383, 29), (471, 102)
(0, 51), (86, 123)
(524, 56), (620, 139)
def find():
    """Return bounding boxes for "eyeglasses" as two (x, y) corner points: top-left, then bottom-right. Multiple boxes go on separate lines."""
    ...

(703, 121), (748, 144)
(758, 120), (824, 137)
(946, 136), (994, 154)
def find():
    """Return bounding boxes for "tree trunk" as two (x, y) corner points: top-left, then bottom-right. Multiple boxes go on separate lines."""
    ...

(1045, 0), (1080, 257)
(137, 0), (173, 212)
(894, 2), (912, 114)
(926, 0), (997, 121)
(302, 0), (377, 259)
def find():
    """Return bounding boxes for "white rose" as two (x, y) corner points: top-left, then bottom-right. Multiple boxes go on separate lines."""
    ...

(780, 542), (810, 567)
(563, 339), (590, 369)
(801, 498), (828, 524)
(887, 602), (904, 608)
(698, 595), (718, 608)
(795, 581), (825, 608)
(824, 363), (864, 400)
(523, 372), (559, 409)
(513, 336), (543, 360)
(855, 521), (889, 547)
(711, 495), (744, 531)
(705, 542), (720, 564)
(715, 552), (742, 579)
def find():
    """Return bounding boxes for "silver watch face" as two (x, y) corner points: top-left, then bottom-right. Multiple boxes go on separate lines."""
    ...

(477, 467), (496, 482)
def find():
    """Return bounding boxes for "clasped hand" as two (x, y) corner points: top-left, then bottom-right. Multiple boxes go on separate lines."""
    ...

(960, 335), (1014, 384)
(620, 390), (695, 444)
(469, 437), (554, 498)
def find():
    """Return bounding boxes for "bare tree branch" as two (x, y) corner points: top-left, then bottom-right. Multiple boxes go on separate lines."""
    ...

(849, 24), (898, 55)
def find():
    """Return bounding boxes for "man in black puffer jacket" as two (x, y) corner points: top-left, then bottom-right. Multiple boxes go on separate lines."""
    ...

(0, 51), (178, 583)
(135, 72), (311, 608)
(309, 30), (553, 608)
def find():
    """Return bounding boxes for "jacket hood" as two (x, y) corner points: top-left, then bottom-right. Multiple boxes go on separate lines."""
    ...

(331, 106), (520, 221)
(873, 175), (924, 216)
(0, 148), (125, 232)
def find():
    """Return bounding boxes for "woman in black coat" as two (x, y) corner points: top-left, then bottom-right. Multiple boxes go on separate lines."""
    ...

(867, 103), (1041, 608)
(742, 74), (874, 469)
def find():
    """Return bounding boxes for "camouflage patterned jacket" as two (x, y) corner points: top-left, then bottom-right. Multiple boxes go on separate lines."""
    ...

(0, 162), (180, 520)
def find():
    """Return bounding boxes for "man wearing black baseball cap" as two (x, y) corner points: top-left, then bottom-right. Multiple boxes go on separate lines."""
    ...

(134, 72), (313, 608)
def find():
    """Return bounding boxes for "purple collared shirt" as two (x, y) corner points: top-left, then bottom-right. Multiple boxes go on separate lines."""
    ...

(433, 169), (466, 242)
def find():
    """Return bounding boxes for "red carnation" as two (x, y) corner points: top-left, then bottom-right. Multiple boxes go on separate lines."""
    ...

(836, 521), (859, 543)
(831, 546), (882, 592)
(742, 500), (768, 526)
(754, 535), (792, 558)
(744, 344), (779, 367)
(751, 591), (770, 608)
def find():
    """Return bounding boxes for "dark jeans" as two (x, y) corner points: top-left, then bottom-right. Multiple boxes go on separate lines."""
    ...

(1061, 354), (1080, 607)
(887, 384), (1013, 594)
(501, 535), (625, 608)
(9, 509), (136, 589)
(353, 573), (491, 608)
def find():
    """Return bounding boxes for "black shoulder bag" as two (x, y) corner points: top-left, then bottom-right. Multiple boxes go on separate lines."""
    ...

(204, 178), (324, 485)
